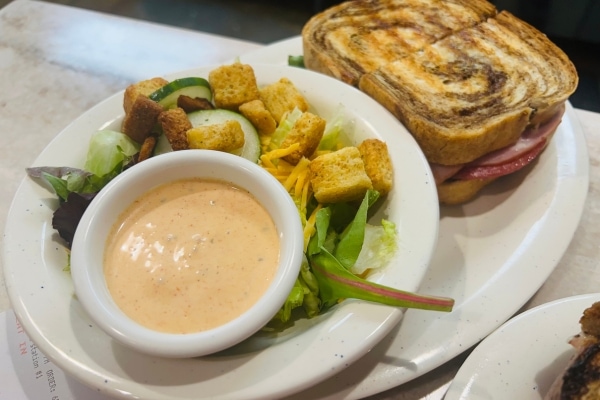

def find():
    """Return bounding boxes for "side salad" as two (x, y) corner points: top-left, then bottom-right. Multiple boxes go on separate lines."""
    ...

(27, 62), (454, 325)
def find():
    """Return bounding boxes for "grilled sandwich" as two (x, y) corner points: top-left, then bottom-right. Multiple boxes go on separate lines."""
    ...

(302, 0), (578, 204)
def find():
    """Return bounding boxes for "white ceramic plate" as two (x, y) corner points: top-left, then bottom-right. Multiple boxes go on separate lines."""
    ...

(445, 293), (600, 399)
(240, 37), (590, 399)
(3, 64), (439, 399)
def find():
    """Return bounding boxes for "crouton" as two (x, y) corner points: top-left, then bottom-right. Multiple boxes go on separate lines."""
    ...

(357, 139), (393, 196)
(309, 146), (373, 204)
(157, 108), (192, 151)
(239, 99), (276, 135)
(186, 120), (245, 152)
(280, 112), (326, 165)
(259, 78), (309, 123)
(123, 77), (169, 114)
(121, 96), (164, 144)
(137, 135), (157, 162)
(177, 95), (214, 113)
(208, 63), (260, 110)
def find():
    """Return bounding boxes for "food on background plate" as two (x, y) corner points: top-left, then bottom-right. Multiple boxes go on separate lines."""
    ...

(301, 0), (578, 204)
(545, 301), (600, 400)
(26, 62), (454, 330)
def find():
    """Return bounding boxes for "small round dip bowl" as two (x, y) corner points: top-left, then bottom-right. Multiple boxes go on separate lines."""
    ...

(70, 150), (304, 358)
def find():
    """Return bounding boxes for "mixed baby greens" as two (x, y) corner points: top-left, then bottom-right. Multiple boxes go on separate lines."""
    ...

(278, 188), (454, 324)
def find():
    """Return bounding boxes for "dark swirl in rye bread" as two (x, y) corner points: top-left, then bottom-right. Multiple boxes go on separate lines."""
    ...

(302, 0), (578, 204)
(302, 0), (497, 87)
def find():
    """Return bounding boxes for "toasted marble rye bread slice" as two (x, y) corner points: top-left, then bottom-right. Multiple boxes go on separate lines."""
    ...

(359, 10), (577, 203)
(301, 0), (497, 86)
(358, 10), (578, 167)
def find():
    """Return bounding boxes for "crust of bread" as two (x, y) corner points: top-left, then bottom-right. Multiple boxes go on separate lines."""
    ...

(436, 177), (497, 205)
(302, 0), (497, 86)
(358, 10), (577, 165)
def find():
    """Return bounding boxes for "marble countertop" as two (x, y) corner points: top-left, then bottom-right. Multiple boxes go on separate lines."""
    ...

(1, 1), (599, 399)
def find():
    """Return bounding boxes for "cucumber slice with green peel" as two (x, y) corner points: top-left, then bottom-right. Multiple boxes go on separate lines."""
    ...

(187, 109), (261, 163)
(149, 77), (212, 109)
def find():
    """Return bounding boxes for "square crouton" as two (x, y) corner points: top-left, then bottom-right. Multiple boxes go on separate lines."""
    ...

(157, 107), (192, 151)
(239, 99), (276, 135)
(259, 78), (309, 124)
(123, 77), (169, 114)
(121, 96), (164, 144)
(357, 139), (393, 195)
(309, 146), (373, 204)
(208, 63), (260, 110)
(280, 112), (326, 165)
(186, 120), (245, 152)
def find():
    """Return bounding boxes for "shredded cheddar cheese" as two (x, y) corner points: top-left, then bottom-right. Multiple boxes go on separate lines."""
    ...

(261, 144), (315, 249)
(284, 157), (310, 192)
(294, 165), (309, 199)
(260, 142), (300, 162)
(303, 204), (322, 250)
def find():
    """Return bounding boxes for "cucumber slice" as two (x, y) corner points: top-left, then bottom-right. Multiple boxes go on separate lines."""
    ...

(149, 77), (212, 109)
(187, 109), (261, 163)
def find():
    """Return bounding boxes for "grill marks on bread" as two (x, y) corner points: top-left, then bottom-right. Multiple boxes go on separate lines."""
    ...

(357, 11), (577, 165)
(370, 12), (571, 124)
(303, 0), (497, 85)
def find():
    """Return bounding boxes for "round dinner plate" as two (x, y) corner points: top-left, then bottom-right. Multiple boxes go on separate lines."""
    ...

(3, 64), (439, 399)
(240, 37), (590, 399)
(445, 293), (600, 399)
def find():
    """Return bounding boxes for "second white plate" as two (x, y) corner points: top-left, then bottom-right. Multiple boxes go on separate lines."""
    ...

(445, 293), (600, 399)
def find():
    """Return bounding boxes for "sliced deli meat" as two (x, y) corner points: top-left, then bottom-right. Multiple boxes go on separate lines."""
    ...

(430, 164), (463, 185)
(432, 105), (565, 184)
(453, 140), (547, 180)
(473, 104), (565, 167)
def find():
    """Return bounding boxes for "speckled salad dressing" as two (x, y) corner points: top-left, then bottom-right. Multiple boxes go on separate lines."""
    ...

(104, 178), (280, 334)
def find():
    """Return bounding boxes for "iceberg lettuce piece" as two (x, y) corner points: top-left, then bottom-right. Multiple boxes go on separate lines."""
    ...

(84, 129), (139, 177)
(350, 220), (397, 275)
(318, 104), (346, 151)
(269, 107), (303, 150)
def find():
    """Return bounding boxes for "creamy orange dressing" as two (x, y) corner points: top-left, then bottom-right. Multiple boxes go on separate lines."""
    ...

(104, 178), (280, 334)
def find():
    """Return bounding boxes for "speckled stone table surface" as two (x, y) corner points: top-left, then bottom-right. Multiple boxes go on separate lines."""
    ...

(1, 1), (599, 399)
